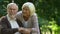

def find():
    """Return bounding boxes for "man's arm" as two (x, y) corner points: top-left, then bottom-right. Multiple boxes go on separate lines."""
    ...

(0, 17), (18, 34)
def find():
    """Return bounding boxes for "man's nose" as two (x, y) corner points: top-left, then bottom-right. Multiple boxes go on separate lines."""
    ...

(11, 10), (14, 12)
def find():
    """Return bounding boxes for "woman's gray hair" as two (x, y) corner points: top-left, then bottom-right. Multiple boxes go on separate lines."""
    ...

(22, 2), (36, 16)
(7, 3), (18, 9)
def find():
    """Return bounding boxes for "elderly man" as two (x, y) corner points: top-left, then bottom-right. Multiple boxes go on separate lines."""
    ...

(0, 3), (24, 34)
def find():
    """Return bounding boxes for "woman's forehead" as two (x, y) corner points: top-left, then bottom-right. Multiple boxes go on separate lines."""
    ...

(23, 6), (29, 10)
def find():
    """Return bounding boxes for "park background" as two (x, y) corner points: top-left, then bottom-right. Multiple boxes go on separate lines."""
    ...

(0, 0), (60, 34)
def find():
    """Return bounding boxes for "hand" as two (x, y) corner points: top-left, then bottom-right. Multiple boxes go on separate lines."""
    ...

(18, 27), (24, 33)
(23, 28), (32, 34)
(18, 27), (32, 34)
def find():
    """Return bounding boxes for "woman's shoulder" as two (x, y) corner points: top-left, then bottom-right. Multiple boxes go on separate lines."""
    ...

(16, 11), (23, 20)
(31, 13), (38, 19)
(17, 11), (22, 15)
(32, 13), (37, 17)
(16, 11), (22, 17)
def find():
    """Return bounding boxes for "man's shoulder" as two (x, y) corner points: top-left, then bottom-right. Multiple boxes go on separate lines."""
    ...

(0, 16), (7, 21)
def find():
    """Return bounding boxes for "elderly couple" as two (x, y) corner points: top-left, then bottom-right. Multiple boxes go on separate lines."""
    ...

(0, 2), (40, 34)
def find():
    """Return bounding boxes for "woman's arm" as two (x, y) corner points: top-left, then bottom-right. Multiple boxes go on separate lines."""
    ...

(31, 13), (40, 34)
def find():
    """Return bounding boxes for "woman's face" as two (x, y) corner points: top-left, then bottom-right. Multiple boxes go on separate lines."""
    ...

(22, 7), (30, 20)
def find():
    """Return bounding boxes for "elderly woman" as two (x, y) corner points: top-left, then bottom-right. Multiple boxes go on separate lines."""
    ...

(16, 2), (40, 34)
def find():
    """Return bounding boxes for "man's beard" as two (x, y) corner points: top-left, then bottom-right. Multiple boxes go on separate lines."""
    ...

(10, 15), (16, 19)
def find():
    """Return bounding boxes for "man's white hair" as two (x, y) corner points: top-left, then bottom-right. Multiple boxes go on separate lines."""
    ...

(22, 2), (36, 16)
(7, 3), (18, 9)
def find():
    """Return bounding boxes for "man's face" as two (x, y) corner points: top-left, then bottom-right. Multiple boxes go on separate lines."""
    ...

(7, 5), (18, 16)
